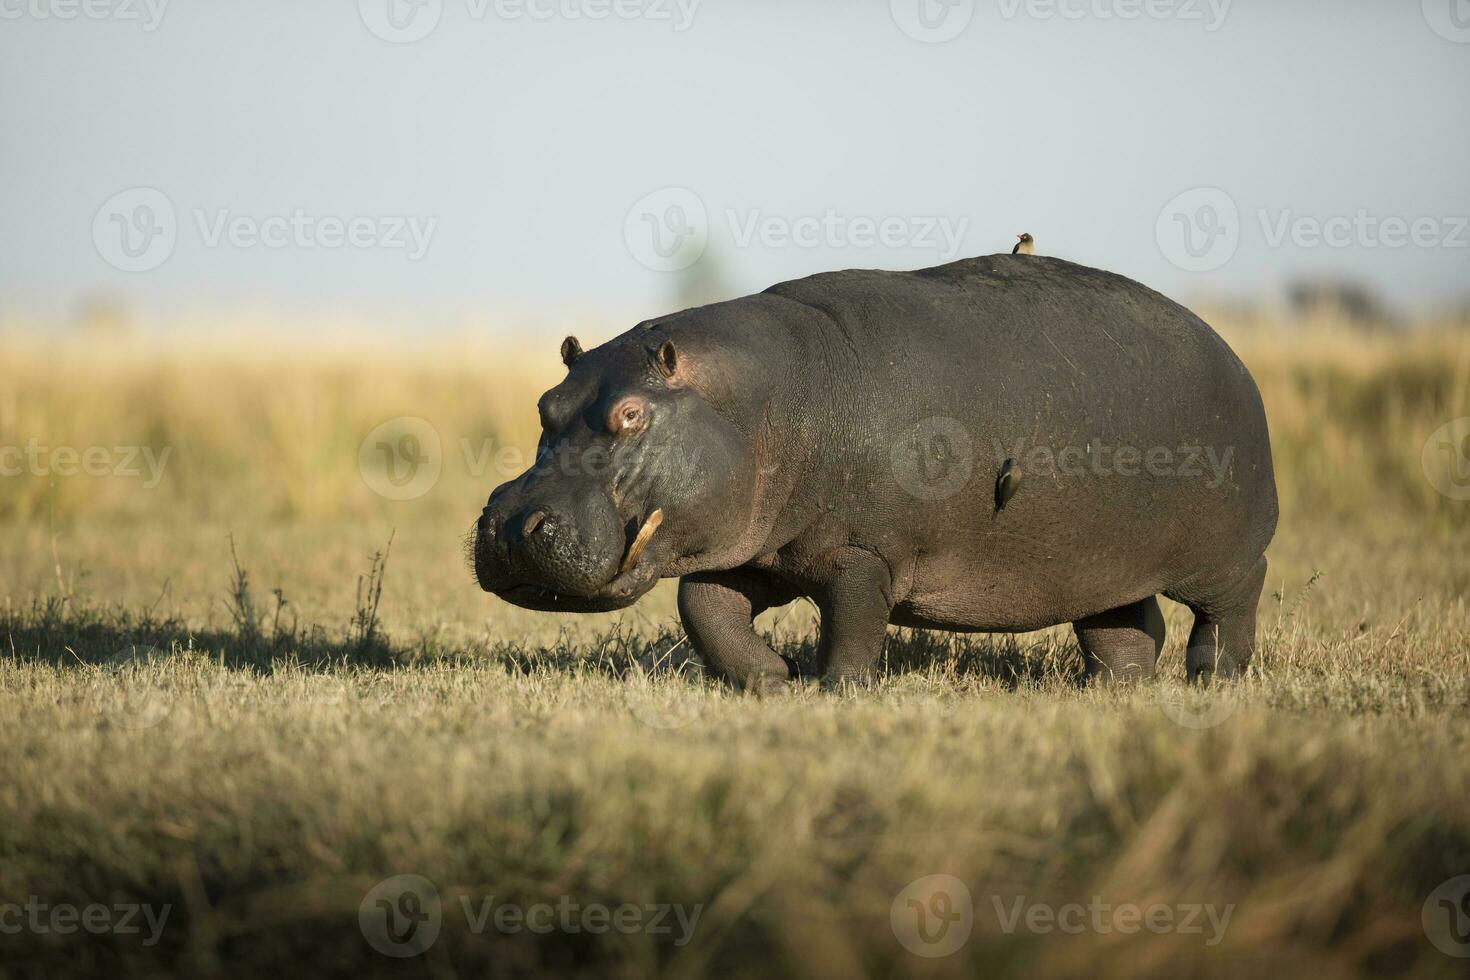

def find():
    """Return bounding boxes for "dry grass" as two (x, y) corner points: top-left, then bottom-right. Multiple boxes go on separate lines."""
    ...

(0, 315), (1467, 978)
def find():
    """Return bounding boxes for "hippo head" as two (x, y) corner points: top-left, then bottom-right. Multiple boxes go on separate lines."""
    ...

(471, 324), (762, 612)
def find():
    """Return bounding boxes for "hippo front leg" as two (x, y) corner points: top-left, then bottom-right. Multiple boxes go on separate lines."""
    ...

(677, 571), (798, 694)
(814, 548), (896, 690)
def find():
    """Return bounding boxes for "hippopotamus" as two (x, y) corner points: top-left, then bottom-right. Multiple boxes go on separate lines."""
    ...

(472, 254), (1278, 689)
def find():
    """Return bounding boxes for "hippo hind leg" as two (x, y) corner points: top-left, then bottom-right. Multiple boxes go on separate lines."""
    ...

(1165, 555), (1268, 684)
(1073, 595), (1165, 684)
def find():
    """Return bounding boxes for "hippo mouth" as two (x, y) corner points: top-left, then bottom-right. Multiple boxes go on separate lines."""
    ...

(481, 509), (665, 612)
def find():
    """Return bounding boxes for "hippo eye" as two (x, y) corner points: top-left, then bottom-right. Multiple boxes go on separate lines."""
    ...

(608, 398), (648, 436)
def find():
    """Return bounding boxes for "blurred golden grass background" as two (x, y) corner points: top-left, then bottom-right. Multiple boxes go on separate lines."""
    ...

(3, 313), (1468, 529)
(1, 312), (1468, 977)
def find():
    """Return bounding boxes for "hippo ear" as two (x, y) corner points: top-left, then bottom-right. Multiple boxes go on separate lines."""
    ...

(560, 335), (583, 368)
(655, 340), (679, 380)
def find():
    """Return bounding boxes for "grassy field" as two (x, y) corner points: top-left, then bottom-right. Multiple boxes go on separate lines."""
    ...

(1, 314), (1468, 978)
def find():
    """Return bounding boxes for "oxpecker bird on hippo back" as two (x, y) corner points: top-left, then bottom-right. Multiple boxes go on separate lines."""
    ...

(471, 253), (1278, 692)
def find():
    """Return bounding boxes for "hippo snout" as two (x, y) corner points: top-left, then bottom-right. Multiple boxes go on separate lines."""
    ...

(473, 489), (626, 598)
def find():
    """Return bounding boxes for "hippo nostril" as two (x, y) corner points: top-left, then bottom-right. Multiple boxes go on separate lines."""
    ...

(522, 510), (548, 538)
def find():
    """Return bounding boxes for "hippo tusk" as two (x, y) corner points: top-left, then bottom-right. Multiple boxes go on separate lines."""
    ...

(618, 509), (663, 576)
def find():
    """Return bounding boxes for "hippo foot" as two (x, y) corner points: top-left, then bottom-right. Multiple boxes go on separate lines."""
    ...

(819, 672), (875, 694)
(1170, 555), (1268, 685)
(742, 674), (797, 697)
(1074, 596), (1165, 686)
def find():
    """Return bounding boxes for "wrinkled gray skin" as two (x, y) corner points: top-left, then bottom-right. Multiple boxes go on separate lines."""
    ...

(473, 255), (1278, 689)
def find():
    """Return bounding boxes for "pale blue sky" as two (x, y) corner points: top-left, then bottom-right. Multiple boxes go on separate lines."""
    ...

(2, 0), (1468, 327)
